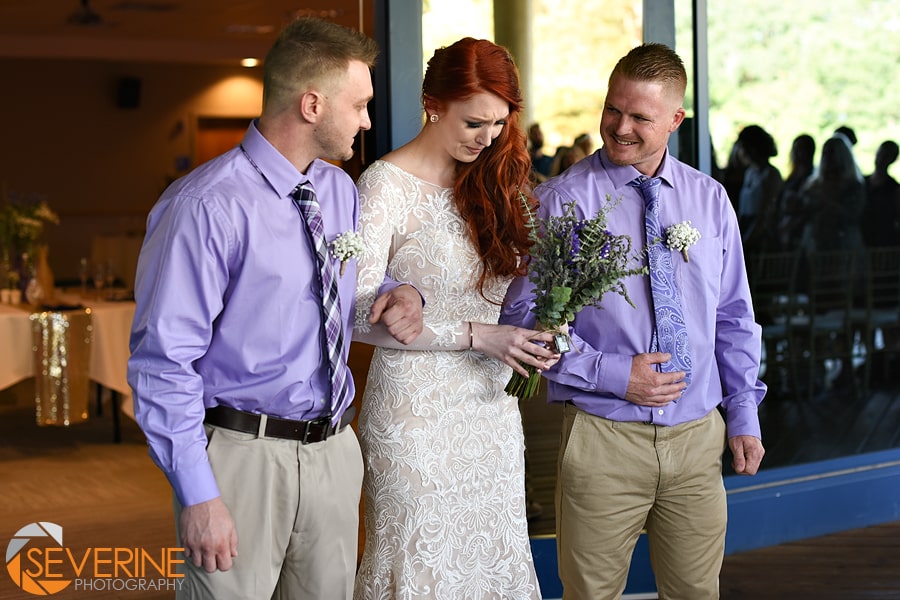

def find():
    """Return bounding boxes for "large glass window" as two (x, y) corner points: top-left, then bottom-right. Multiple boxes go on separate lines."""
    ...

(421, 0), (900, 476)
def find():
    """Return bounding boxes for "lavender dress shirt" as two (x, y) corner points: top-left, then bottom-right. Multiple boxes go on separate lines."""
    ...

(128, 121), (364, 506)
(501, 148), (766, 439)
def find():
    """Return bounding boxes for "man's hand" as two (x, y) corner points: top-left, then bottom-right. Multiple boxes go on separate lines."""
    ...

(729, 435), (765, 475)
(179, 497), (238, 573)
(368, 284), (423, 345)
(623, 352), (687, 406)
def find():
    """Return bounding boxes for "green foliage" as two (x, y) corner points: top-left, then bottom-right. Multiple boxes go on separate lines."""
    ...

(544, 286), (573, 325)
(525, 197), (646, 329)
(529, 0), (640, 149)
(704, 0), (900, 174)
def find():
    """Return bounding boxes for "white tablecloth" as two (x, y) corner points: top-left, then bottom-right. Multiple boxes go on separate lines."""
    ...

(0, 304), (35, 391)
(0, 295), (136, 415)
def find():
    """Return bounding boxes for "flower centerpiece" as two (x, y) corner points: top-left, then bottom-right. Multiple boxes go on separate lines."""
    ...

(0, 195), (59, 262)
(504, 194), (648, 401)
(664, 220), (701, 262)
(330, 230), (365, 276)
(0, 191), (59, 294)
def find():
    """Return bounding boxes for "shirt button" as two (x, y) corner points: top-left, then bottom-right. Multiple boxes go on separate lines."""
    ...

(658, 409), (665, 416)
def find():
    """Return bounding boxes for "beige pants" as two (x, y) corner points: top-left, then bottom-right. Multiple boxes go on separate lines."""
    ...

(556, 403), (728, 600)
(175, 423), (363, 600)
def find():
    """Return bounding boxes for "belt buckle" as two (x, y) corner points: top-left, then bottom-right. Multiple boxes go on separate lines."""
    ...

(302, 416), (332, 444)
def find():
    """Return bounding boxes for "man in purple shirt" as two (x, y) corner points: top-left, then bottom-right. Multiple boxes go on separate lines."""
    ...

(501, 44), (766, 599)
(127, 18), (422, 600)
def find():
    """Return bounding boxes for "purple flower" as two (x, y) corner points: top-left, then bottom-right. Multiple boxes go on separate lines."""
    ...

(568, 222), (586, 264)
(599, 230), (612, 258)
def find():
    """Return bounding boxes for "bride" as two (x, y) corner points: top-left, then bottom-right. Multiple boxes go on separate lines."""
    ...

(352, 37), (557, 600)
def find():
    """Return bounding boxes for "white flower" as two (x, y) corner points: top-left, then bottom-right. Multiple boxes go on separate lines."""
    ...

(665, 220), (701, 262)
(329, 230), (365, 276)
(33, 202), (60, 225)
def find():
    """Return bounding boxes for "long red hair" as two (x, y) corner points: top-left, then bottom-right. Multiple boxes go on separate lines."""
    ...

(422, 38), (536, 299)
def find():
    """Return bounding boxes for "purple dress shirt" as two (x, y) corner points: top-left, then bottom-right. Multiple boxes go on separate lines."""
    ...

(501, 148), (766, 439)
(128, 121), (362, 506)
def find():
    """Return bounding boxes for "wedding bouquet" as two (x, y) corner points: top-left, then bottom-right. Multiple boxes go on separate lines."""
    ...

(504, 194), (647, 400)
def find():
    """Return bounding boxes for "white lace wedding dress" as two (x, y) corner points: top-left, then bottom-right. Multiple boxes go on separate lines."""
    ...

(353, 160), (541, 600)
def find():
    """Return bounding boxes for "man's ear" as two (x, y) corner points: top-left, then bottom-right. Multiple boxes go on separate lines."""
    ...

(669, 107), (686, 132)
(299, 90), (324, 123)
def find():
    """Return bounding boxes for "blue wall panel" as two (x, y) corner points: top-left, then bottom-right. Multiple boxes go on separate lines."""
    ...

(533, 448), (900, 598)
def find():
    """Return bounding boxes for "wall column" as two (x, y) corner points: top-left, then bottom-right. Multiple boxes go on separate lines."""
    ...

(493, 0), (534, 127)
(642, 0), (712, 175)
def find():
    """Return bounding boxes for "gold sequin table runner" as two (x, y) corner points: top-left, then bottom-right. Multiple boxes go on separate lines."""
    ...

(30, 308), (93, 426)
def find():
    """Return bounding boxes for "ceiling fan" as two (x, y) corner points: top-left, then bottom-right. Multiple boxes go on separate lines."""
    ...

(67, 0), (106, 26)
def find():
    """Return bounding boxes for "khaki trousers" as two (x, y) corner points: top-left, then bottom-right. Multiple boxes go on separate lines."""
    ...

(175, 422), (363, 600)
(556, 403), (728, 600)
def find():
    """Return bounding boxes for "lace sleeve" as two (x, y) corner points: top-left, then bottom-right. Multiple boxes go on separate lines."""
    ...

(353, 162), (470, 351)
(353, 163), (395, 335)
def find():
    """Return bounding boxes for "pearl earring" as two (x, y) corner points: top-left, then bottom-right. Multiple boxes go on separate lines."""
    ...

(429, 114), (438, 123)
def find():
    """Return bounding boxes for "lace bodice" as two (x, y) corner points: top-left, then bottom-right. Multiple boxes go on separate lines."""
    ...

(354, 160), (509, 350)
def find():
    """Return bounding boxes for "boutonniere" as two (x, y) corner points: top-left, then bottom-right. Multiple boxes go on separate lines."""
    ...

(329, 231), (365, 276)
(664, 221), (701, 262)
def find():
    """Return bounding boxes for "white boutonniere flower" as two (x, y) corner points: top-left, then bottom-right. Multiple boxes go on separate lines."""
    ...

(330, 231), (365, 276)
(665, 221), (701, 262)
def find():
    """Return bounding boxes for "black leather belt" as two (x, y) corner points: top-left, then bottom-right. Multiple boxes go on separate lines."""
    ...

(204, 404), (355, 444)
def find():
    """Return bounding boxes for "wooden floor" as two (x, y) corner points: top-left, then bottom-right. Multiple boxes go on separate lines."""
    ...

(718, 524), (900, 599)
(0, 395), (174, 600)
(1, 367), (899, 599)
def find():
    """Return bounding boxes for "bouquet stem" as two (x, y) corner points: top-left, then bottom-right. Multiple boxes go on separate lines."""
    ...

(505, 364), (543, 401)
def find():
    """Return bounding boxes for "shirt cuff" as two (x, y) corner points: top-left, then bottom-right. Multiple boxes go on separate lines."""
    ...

(378, 277), (426, 306)
(168, 461), (221, 507)
(723, 401), (762, 439)
(598, 352), (633, 399)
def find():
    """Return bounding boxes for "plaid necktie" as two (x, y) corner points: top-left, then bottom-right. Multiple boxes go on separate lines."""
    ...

(291, 183), (349, 414)
(632, 176), (692, 385)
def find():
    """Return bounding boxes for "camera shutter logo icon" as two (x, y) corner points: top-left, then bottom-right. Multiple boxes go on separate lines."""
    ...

(5, 522), (72, 595)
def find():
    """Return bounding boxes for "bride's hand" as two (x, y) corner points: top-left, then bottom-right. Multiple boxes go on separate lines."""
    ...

(470, 323), (561, 377)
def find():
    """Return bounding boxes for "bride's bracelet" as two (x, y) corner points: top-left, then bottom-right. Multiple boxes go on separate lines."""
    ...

(468, 321), (474, 350)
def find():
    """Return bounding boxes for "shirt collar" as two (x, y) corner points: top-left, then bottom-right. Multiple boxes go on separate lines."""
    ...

(240, 119), (327, 198)
(598, 146), (676, 190)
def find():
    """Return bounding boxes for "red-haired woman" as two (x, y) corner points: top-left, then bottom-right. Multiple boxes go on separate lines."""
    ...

(353, 38), (556, 599)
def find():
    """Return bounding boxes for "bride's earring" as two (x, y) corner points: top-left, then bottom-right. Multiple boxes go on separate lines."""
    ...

(429, 114), (439, 123)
